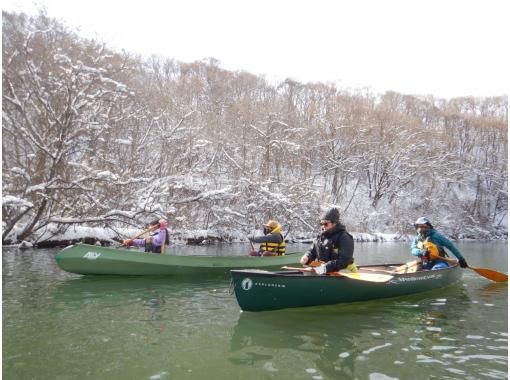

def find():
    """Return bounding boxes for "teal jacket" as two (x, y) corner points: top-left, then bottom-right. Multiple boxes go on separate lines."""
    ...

(411, 229), (465, 261)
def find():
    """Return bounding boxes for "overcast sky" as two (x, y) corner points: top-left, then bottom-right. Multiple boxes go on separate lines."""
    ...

(2, 0), (509, 98)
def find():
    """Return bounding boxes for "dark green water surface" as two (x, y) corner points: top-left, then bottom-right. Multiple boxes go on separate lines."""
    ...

(2, 242), (508, 379)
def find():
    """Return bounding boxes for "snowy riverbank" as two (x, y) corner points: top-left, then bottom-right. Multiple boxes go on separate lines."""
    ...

(5, 224), (504, 250)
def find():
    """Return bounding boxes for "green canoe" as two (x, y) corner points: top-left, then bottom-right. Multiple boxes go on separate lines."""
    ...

(231, 263), (463, 311)
(55, 243), (301, 276)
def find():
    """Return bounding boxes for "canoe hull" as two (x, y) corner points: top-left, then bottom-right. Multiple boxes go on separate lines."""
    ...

(231, 265), (463, 311)
(55, 244), (300, 276)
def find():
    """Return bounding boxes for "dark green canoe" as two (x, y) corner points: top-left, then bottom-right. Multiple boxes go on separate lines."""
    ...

(55, 243), (301, 276)
(231, 263), (463, 311)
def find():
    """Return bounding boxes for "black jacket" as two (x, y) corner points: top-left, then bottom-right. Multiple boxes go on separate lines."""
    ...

(304, 223), (354, 271)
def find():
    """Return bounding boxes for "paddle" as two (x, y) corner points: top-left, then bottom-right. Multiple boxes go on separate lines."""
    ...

(362, 260), (419, 274)
(392, 260), (419, 274)
(281, 266), (393, 283)
(249, 240), (257, 256)
(468, 267), (508, 283)
(120, 226), (155, 247)
(432, 255), (508, 282)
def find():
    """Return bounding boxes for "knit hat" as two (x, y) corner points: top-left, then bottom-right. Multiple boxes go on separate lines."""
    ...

(321, 208), (340, 223)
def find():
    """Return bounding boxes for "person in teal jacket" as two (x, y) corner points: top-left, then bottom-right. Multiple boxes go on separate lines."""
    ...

(411, 217), (468, 270)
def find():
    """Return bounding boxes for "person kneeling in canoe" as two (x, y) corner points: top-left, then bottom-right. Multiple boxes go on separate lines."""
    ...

(411, 217), (468, 270)
(249, 220), (286, 256)
(300, 208), (358, 275)
(123, 219), (169, 254)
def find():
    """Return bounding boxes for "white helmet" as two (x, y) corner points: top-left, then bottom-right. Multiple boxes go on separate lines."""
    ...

(413, 217), (433, 228)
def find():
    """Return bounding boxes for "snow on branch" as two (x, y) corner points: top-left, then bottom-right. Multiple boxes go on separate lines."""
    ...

(2, 195), (34, 208)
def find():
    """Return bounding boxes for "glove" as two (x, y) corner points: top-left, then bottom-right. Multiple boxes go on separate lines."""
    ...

(159, 219), (168, 229)
(458, 258), (468, 268)
(123, 239), (133, 246)
(300, 255), (310, 265)
(314, 263), (327, 275)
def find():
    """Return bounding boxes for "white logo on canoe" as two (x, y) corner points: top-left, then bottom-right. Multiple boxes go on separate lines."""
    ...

(83, 251), (101, 260)
(241, 278), (253, 291)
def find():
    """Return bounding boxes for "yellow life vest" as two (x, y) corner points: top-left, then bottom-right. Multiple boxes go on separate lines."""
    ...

(260, 229), (286, 256)
(417, 240), (442, 260)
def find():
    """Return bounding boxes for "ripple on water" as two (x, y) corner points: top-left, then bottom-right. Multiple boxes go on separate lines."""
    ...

(484, 368), (509, 379)
(416, 355), (446, 364)
(369, 373), (398, 380)
(431, 345), (457, 351)
(442, 353), (508, 364)
(445, 367), (465, 376)
(263, 362), (278, 372)
(149, 371), (168, 380)
(362, 343), (392, 355)
(465, 335), (485, 340)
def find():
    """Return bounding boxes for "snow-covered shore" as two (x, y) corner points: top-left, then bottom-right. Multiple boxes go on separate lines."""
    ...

(5, 224), (503, 250)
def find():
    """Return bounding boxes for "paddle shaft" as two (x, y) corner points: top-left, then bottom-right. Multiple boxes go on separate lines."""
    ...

(120, 226), (156, 246)
(431, 255), (458, 265)
(249, 240), (256, 251)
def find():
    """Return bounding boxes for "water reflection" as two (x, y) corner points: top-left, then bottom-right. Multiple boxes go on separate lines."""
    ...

(229, 300), (423, 378)
(228, 281), (507, 379)
(3, 242), (507, 380)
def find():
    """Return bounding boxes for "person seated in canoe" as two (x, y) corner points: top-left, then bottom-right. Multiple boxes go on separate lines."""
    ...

(299, 208), (358, 275)
(248, 220), (286, 256)
(123, 219), (169, 254)
(411, 217), (468, 270)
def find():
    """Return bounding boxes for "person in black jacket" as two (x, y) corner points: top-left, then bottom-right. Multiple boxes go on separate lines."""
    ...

(300, 208), (357, 275)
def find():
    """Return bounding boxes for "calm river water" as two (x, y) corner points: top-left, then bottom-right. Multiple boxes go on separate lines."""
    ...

(2, 242), (508, 380)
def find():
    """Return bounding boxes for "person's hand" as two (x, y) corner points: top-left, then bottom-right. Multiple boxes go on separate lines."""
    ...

(300, 255), (309, 265)
(421, 249), (430, 259)
(123, 239), (133, 246)
(314, 264), (327, 275)
(458, 258), (468, 268)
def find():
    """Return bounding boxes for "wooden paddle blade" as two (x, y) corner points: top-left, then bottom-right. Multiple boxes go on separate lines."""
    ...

(392, 260), (419, 274)
(281, 266), (314, 272)
(282, 266), (393, 282)
(470, 267), (508, 282)
(335, 272), (394, 283)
